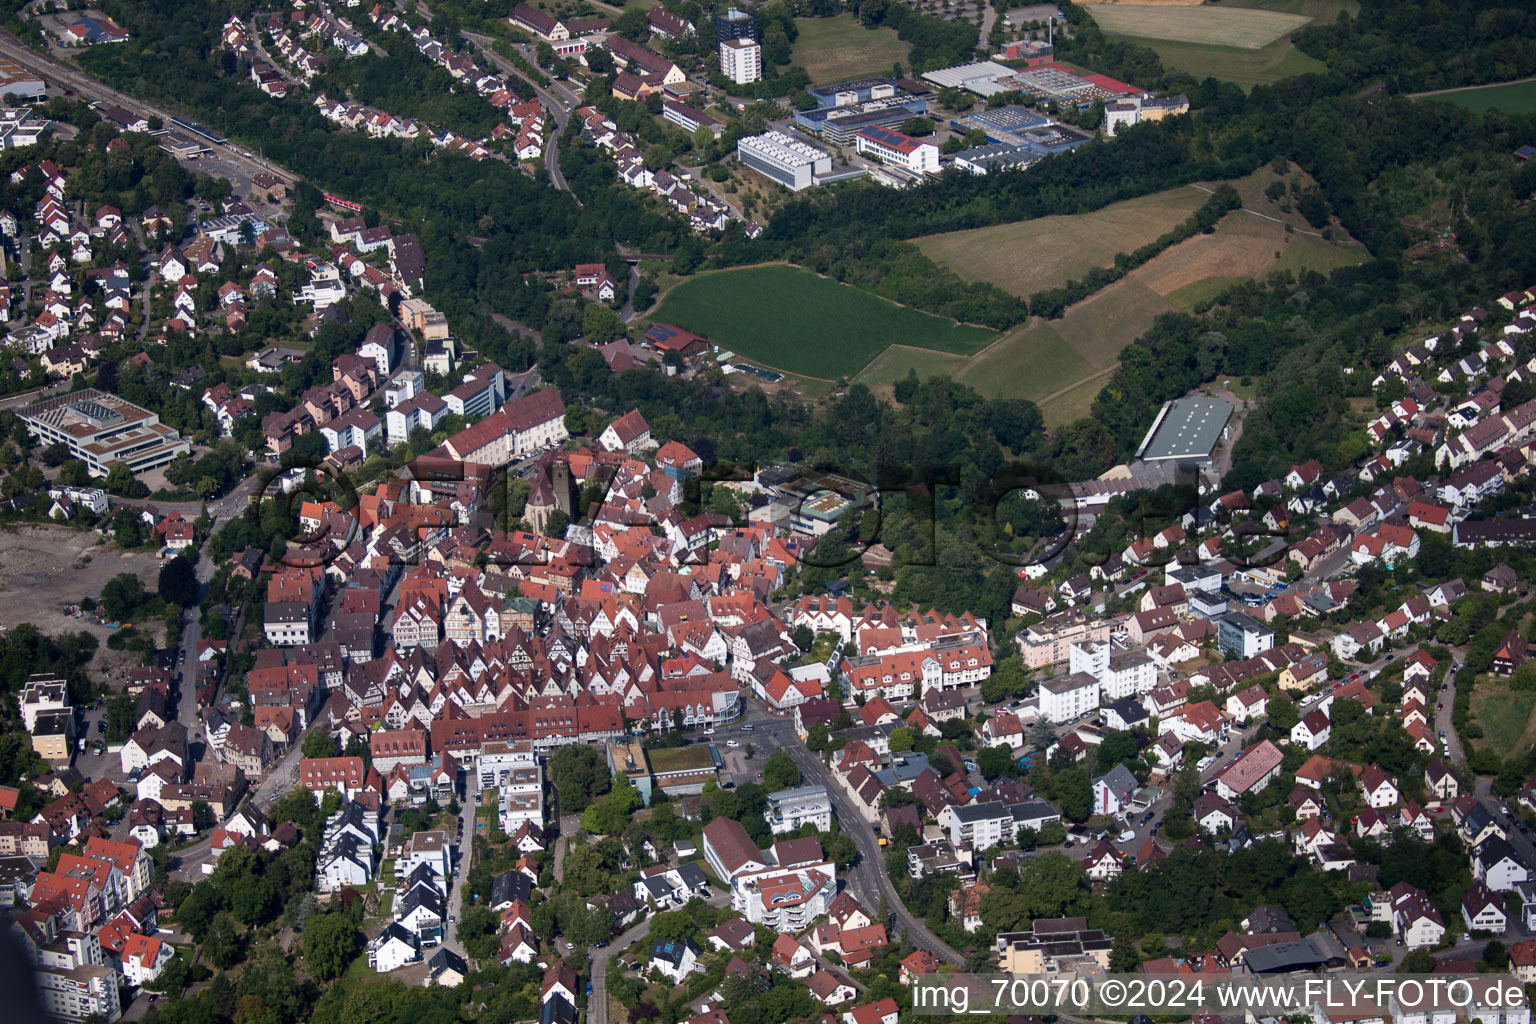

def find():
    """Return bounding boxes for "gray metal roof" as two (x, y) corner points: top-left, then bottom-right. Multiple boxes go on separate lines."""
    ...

(1137, 397), (1234, 461)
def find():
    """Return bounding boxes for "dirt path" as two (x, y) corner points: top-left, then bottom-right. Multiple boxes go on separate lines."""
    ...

(1186, 182), (1340, 241)
(1410, 75), (1536, 97)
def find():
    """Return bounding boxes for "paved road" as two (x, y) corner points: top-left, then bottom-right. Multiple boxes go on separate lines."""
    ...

(589, 916), (653, 1024)
(248, 20), (304, 88)
(0, 381), (68, 410)
(978, 2), (996, 48)
(443, 800), (472, 955)
(1434, 660), (1463, 764)
(0, 30), (296, 187)
(170, 736), (310, 879)
(462, 32), (576, 198)
(1475, 776), (1536, 867)
(778, 729), (965, 966)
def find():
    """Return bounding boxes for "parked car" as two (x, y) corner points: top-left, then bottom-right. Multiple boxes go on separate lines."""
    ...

(726, 740), (741, 748)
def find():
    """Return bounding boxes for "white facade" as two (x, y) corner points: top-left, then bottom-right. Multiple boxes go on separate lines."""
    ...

(1037, 671), (1099, 724)
(765, 785), (833, 835)
(737, 131), (830, 191)
(719, 37), (761, 84)
(853, 129), (940, 174)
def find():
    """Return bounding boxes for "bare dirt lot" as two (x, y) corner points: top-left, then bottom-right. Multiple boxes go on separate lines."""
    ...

(0, 523), (162, 642)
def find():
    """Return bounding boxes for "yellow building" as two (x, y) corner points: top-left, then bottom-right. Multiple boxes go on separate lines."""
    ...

(30, 709), (74, 762)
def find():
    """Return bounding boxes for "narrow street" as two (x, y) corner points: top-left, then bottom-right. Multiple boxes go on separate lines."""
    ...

(1434, 660), (1463, 764)
(780, 734), (965, 966)
(589, 916), (653, 1024)
(461, 32), (576, 198)
(441, 799), (472, 956)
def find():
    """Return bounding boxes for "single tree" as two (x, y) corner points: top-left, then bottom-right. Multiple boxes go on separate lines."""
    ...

(158, 556), (199, 607)
(303, 912), (358, 980)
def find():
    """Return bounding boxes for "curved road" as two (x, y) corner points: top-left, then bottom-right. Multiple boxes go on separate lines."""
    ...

(462, 31), (576, 198)
(588, 916), (652, 1024)
(780, 734), (966, 966)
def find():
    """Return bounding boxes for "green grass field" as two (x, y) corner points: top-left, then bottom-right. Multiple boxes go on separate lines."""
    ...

(791, 15), (912, 85)
(1104, 35), (1326, 90)
(1415, 79), (1536, 116)
(914, 188), (1209, 299)
(1086, 0), (1351, 90)
(1083, 5), (1310, 48)
(651, 265), (998, 380)
(1470, 681), (1536, 762)
(1053, 279), (1175, 367)
(955, 321), (1096, 402)
(856, 345), (971, 388)
(1165, 275), (1249, 311)
(1037, 372), (1111, 428)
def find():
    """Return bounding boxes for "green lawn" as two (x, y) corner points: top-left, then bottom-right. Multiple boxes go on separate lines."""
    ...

(1086, 0), (1348, 90)
(1165, 275), (1250, 311)
(1415, 79), (1536, 116)
(1469, 681), (1536, 762)
(1037, 372), (1112, 429)
(790, 15), (912, 85)
(1102, 34), (1326, 91)
(953, 321), (1096, 402)
(1051, 279), (1175, 369)
(855, 345), (970, 389)
(1083, 5), (1310, 48)
(1275, 235), (1369, 275)
(646, 744), (717, 773)
(651, 265), (998, 380)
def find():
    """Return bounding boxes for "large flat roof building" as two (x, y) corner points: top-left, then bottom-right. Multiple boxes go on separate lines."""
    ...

(951, 104), (1051, 145)
(20, 389), (190, 478)
(808, 78), (898, 109)
(1135, 396), (1234, 463)
(921, 61), (1015, 94)
(954, 143), (1037, 175)
(794, 95), (930, 145)
(737, 131), (831, 191)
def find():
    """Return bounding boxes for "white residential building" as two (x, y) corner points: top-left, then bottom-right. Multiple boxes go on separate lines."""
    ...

(1036, 671), (1099, 724)
(765, 785), (833, 835)
(719, 37), (761, 84)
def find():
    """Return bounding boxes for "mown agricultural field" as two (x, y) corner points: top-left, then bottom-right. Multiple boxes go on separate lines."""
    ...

(1085, 0), (1353, 89)
(914, 188), (1209, 300)
(1415, 79), (1536, 116)
(649, 265), (998, 380)
(866, 166), (1365, 423)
